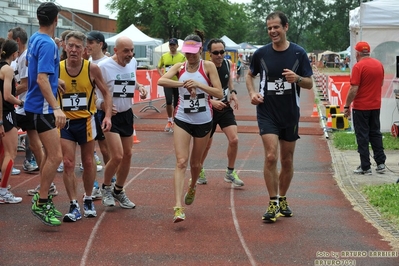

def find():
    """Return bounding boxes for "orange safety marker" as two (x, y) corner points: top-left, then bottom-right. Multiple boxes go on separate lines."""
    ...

(326, 113), (332, 128)
(311, 104), (319, 117)
(133, 126), (140, 144)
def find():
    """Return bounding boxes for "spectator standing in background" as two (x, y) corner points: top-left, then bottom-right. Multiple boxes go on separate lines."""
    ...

(343, 41), (386, 175)
(157, 38), (185, 133)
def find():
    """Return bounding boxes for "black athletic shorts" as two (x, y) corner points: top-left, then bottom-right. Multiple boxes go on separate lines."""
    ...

(25, 111), (56, 134)
(109, 109), (134, 137)
(258, 115), (299, 142)
(210, 106), (237, 137)
(16, 113), (35, 131)
(3, 111), (17, 132)
(174, 118), (212, 138)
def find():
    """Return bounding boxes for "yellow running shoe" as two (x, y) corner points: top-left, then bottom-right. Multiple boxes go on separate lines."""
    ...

(262, 201), (280, 223)
(173, 206), (185, 223)
(184, 179), (196, 205)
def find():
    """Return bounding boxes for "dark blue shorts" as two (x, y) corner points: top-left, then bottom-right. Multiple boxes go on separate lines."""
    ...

(258, 115), (299, 142)
(61, 116), (96, 145)
(94, 111), (105, 141)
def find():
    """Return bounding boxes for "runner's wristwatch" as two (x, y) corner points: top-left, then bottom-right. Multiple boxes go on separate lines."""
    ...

(230, 90), (237, 95)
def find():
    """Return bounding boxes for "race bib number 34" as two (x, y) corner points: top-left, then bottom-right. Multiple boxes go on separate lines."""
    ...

(267, 77), (291, 95)
(113, 80), (135, 98)
(183, 93), (206, 113)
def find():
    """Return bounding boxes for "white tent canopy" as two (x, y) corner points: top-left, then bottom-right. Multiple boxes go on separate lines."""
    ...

(349, 0), (399, 61)
(349, 0), (399, 132)
(318, 50), (339, 61)
(105, 24), (162, 46)
(349, 0), (399, 28)
(220, 35), (240, 51)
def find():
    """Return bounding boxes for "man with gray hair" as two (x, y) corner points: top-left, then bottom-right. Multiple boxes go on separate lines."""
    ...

(58, 31), (112, 222)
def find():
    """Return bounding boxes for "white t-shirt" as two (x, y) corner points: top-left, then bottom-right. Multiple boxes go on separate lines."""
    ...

(14, 49), (28, 115)
(90, 55), (108, 110)
(98, 57), (138, 113)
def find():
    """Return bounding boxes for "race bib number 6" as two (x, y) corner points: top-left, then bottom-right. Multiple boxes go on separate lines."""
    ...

(113, 80), (135, 98)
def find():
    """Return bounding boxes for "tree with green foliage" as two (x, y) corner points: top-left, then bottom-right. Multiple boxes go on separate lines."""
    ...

(107, 0), (250, 43)
(246, 0), (358, 52)
(107, 0), (359, 52)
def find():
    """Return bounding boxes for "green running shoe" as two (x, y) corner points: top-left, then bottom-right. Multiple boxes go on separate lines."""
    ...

(184, 179), (196, 205)
(224, 169), (244, 187)
(32, 193), (62, 218)
(197, 168), (207, 185)
(48, 195), (63, 218)
(31, 200), (61, 226)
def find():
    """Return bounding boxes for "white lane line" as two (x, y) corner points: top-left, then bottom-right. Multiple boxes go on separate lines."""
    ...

(230, 187), (257, 266)
(80, 167), (148, 266)
(229, 140), (259, 266)
(129, 166), (263, 172)
(128, 167), (326, 175)
(9, 174), (39, 189)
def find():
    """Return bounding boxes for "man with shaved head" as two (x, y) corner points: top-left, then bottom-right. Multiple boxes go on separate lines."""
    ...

(96, 36), (147, 209)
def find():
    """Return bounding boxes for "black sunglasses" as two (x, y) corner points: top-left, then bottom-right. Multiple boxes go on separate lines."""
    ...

(211, 50), (225, 55)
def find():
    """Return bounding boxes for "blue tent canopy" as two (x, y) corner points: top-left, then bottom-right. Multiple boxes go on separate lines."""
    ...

(238, 42), (257, 50)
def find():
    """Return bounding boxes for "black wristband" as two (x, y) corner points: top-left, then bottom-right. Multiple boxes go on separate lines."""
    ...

(344, 106), (349, 109)
(230, 90), (237, 95)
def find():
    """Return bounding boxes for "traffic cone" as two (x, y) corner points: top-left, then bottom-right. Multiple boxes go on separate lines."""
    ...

(327, 113), (332, 128)
(133, 126), (140, 144)
(311, 104), (319, 117)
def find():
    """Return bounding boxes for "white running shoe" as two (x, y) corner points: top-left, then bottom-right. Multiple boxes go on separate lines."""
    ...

(0, 191), (22, 204)
(57, 162), (64, 173)
(11, 167), (21, 175)
(79, 163), (103, 172)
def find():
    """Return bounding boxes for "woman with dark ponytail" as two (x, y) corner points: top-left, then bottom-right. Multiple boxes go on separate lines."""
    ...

(0, 39), (24, 204)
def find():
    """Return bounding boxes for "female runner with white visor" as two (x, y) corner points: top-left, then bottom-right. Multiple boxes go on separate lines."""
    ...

(158, 30), (223, 223)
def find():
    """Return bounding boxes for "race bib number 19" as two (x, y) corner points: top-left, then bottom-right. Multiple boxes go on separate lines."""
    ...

(62, 93), (87, 111)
